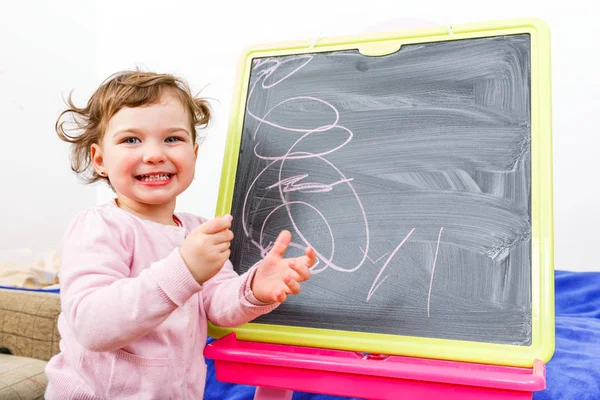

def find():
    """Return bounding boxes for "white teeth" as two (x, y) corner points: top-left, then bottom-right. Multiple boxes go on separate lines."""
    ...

(140, 174), (171, 182)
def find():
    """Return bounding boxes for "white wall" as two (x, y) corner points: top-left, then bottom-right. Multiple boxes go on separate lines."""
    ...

(0, 0), (97, 254)
(1, 0), (598, 272)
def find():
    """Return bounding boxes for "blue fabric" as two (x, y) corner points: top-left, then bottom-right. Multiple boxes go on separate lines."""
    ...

(534, 270), (600, 400)
(205, 270), (600, 400)
(0, 285), (60, 294)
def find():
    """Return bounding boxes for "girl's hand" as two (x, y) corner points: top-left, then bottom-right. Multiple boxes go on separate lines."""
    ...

(251, 230), (317, 303)
(180, 215), (234, 285)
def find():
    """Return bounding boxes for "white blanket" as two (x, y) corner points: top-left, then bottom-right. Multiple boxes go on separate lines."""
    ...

(0, 249), (59, 288)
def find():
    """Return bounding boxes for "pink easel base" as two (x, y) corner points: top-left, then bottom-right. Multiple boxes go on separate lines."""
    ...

(227, 361), (537, 400)
(254, 387), (293, 400)
(205, 334), (546, 400)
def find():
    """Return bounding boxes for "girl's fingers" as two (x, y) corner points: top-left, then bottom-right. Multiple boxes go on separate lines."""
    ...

(284, 276), (302, 295)
(271, 277), (299, 303)
(266, 230), (292, 260)
(276, 290), (288, 302)
(288, 258), (311, 281)
(212, 229), (234, 245)
(197, 216), (232, 235)
(215, 242), (231, 253)
(305, 247), (317, 267)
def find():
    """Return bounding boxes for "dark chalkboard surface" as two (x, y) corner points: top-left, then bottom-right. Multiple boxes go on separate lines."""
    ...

(211, 20), (554, 367)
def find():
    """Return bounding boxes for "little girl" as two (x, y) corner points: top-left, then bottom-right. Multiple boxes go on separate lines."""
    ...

(45, 70), (317, 399)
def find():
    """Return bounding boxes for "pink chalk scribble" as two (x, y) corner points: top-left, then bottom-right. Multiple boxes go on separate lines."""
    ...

(427, 227), (444, 317)
(242, 56), (445, 308)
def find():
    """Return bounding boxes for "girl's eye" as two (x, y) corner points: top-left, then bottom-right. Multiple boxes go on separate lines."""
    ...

(165, 136), (184, 143)
(122, 137), (140, 144)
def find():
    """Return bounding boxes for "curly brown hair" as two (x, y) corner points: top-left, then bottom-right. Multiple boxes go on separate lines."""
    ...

(56, 69), (212, 184)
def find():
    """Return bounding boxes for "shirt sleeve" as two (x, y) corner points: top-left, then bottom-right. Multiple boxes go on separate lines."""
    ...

(59, 209), (202, 352)
(241, 266), (275, 306)
(201, 259), (280, 327)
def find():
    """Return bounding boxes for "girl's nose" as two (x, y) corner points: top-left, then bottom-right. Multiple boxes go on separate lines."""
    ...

(142, 144), (167, 164)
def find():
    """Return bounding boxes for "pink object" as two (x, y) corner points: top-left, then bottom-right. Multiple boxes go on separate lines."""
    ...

(45, 200), (279, 400)
(205, 333), (546, 400)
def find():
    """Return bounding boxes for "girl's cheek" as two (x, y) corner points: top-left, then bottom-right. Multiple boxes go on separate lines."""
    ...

(118, 152), (141, 171)
(174, 148), (196, 166)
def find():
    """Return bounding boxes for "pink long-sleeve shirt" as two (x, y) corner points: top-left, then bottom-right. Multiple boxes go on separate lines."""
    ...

(45, 200), (278, 399)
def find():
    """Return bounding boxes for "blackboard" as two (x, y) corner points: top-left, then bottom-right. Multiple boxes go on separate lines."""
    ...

(215, 23), (553, 365)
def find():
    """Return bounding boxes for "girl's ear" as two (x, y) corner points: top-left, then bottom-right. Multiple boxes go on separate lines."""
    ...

(194, 143), (199, 161)
(90, 143), (105, 174)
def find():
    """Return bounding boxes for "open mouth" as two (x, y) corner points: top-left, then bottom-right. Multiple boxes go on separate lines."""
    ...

(135, 173), (174, 182)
